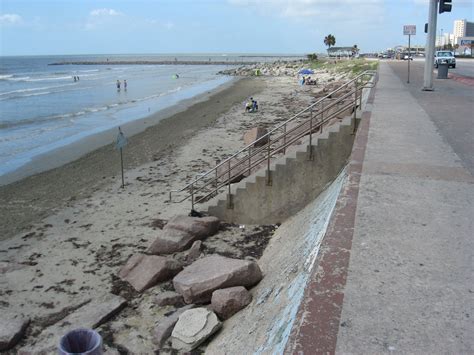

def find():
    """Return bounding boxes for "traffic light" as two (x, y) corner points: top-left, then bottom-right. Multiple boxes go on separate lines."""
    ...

(439, 0), (452, 14)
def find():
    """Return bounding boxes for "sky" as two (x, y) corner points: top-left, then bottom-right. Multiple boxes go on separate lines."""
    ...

(0, 0), (473, 56)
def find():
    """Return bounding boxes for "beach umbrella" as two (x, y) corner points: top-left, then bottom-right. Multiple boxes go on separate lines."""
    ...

(298, 69), (314, 75)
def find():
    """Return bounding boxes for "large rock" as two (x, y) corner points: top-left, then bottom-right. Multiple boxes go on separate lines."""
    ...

(147, 229), (195, 255)
(153, 304), (195, 348)
(173, 255), (262, 304)
(164, 215), (220, 239)
(18, 294), (126, 354)
(147, 216), (220, 255)
(119, 254), (182, 292)
(155, 291), (184, 307)
(0, 313), (30, 351)
(243, 127), (269, 147)
(185, 240), (202, 264)
(211, 286), (252, 320)
(171, 308), (221, 351)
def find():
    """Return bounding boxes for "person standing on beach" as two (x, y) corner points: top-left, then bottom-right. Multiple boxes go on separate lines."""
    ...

(117, 80), (121, 91)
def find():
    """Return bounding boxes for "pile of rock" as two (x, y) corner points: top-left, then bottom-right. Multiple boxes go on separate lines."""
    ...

(117, 215), (264, 352)
(219, 61), (308, 77)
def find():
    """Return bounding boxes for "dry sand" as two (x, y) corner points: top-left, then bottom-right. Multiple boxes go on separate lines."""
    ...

(0, 70), (345, 352)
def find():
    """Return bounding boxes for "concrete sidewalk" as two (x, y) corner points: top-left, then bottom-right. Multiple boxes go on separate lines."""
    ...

(287, 62), (474, 354)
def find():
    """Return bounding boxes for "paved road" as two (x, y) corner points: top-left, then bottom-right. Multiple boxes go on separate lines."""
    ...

(394, 57), (474, 78)
(388, 60), (474, 175)
(451, 58), (474, 78)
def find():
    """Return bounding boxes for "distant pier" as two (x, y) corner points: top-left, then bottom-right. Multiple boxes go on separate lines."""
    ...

(48, 60), (261, 66)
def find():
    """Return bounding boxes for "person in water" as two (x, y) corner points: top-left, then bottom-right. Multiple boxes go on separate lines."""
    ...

(124, 80), (127, 90)
(117, 80), (121, 91)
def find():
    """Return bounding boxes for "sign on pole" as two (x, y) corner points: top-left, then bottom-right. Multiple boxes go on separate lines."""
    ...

(460, 39), (473, 45)
(115, 127), (128, 188)
(403, 25), (416, 36)
(404, 25), (416, 84)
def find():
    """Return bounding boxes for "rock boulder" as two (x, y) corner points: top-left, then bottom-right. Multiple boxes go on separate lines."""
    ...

(147, 229), (194, 255)
(171, 308), (221, 351)
(155, 291), (184, 307)
(119, 254), (182, 292)
(164, 215), (220, 239)
(147, 216), (220, 255)
(153, 304), (195, 348)
(211, 286), (252, 320)
(243, 127), (269, 147)
(173, 255), (262, 304)
(0, 313), (29, 351)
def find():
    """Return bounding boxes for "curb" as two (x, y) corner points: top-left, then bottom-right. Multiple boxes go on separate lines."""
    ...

(285, 75), (378, 354)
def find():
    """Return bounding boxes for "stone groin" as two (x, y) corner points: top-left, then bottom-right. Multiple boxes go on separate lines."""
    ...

(48, 60), (260, 66)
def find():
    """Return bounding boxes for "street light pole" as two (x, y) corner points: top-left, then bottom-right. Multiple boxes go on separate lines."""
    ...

(423, 0), (438, 91)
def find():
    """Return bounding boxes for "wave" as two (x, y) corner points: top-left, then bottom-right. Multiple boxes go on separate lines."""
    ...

(0, 83), (76, 97)
(0, 74), (13, 80)
(20, 91), (51, 98)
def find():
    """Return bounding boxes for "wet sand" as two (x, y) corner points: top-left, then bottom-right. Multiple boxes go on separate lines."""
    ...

(0, 78), (264, 241)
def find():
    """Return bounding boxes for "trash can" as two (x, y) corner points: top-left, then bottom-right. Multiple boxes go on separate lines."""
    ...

(58, 328), (102, 355)
(437, 63), (449, 79)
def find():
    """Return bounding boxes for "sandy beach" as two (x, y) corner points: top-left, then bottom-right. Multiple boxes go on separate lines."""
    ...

(0, 67), (349, 352)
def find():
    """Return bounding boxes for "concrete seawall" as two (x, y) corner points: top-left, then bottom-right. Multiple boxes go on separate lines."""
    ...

(206, 115), (357, 224)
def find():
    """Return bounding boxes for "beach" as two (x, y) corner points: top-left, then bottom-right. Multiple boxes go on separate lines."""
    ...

(0, 67), (346, 352)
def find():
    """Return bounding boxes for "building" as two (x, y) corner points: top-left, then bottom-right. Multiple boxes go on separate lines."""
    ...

(453, 19), (474, 44)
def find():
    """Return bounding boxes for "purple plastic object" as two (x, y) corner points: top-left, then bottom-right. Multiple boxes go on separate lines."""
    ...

(58, 328), (102, 355)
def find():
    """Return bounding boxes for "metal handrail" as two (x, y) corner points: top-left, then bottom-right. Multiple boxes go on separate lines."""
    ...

(169, 70), (376, 209)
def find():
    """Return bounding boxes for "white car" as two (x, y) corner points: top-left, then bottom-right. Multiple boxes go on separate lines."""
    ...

(434, 51), (456, 68)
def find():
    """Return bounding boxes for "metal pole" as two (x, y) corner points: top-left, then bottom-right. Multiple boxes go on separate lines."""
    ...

(352, 81), (358, 134)
(423, 0), (438, 91)
(248, 147), (251, 175)
(120, 147), (124, 188)
(267, 136), (271, 185)
(320, 100), (324, 133)
(309, 109), (313, 160)
(407, 34), (411, 83)
(283, 124), (287, 154)
(228, 160), (231, 195)
(191, 183), (194, 211)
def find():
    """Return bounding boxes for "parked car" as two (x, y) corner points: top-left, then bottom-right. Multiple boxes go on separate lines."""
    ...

(403, 54), (413, 60)
(434, 51), (456, 68)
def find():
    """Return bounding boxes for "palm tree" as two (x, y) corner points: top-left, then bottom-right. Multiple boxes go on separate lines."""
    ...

(324, 34), (336, 49)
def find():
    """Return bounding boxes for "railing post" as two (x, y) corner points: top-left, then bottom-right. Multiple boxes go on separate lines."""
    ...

(248, 147), (251, 176)
(214, 159), (219, 197)
(283, 124), (287, 154)
(191, 182), (194, 211)
(266, 135), (272, 186)
(309, 108), (313, 160)
(320, 99), (324, 133)
(227, 160), (233, 209)
(352, 80), (358, 135)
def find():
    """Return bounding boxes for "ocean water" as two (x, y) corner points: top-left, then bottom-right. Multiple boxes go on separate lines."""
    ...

(0, 54), (302, 181)
(0, 54), (241, 180)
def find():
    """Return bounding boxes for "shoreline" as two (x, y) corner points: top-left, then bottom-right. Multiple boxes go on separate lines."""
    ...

(0, 77), (265, 241)
(0, 77), (237, 186)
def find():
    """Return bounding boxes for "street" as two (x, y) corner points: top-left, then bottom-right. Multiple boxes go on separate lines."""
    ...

(387, 59), (474, 175)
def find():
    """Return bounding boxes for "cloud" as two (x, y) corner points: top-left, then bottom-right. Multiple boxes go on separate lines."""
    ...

(228, 0), (384, 21)
(85, 8), (123, 30)
(0, 13), (23, 25)
(228, 0), (385, 30)
(90, 8), (122, 17)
